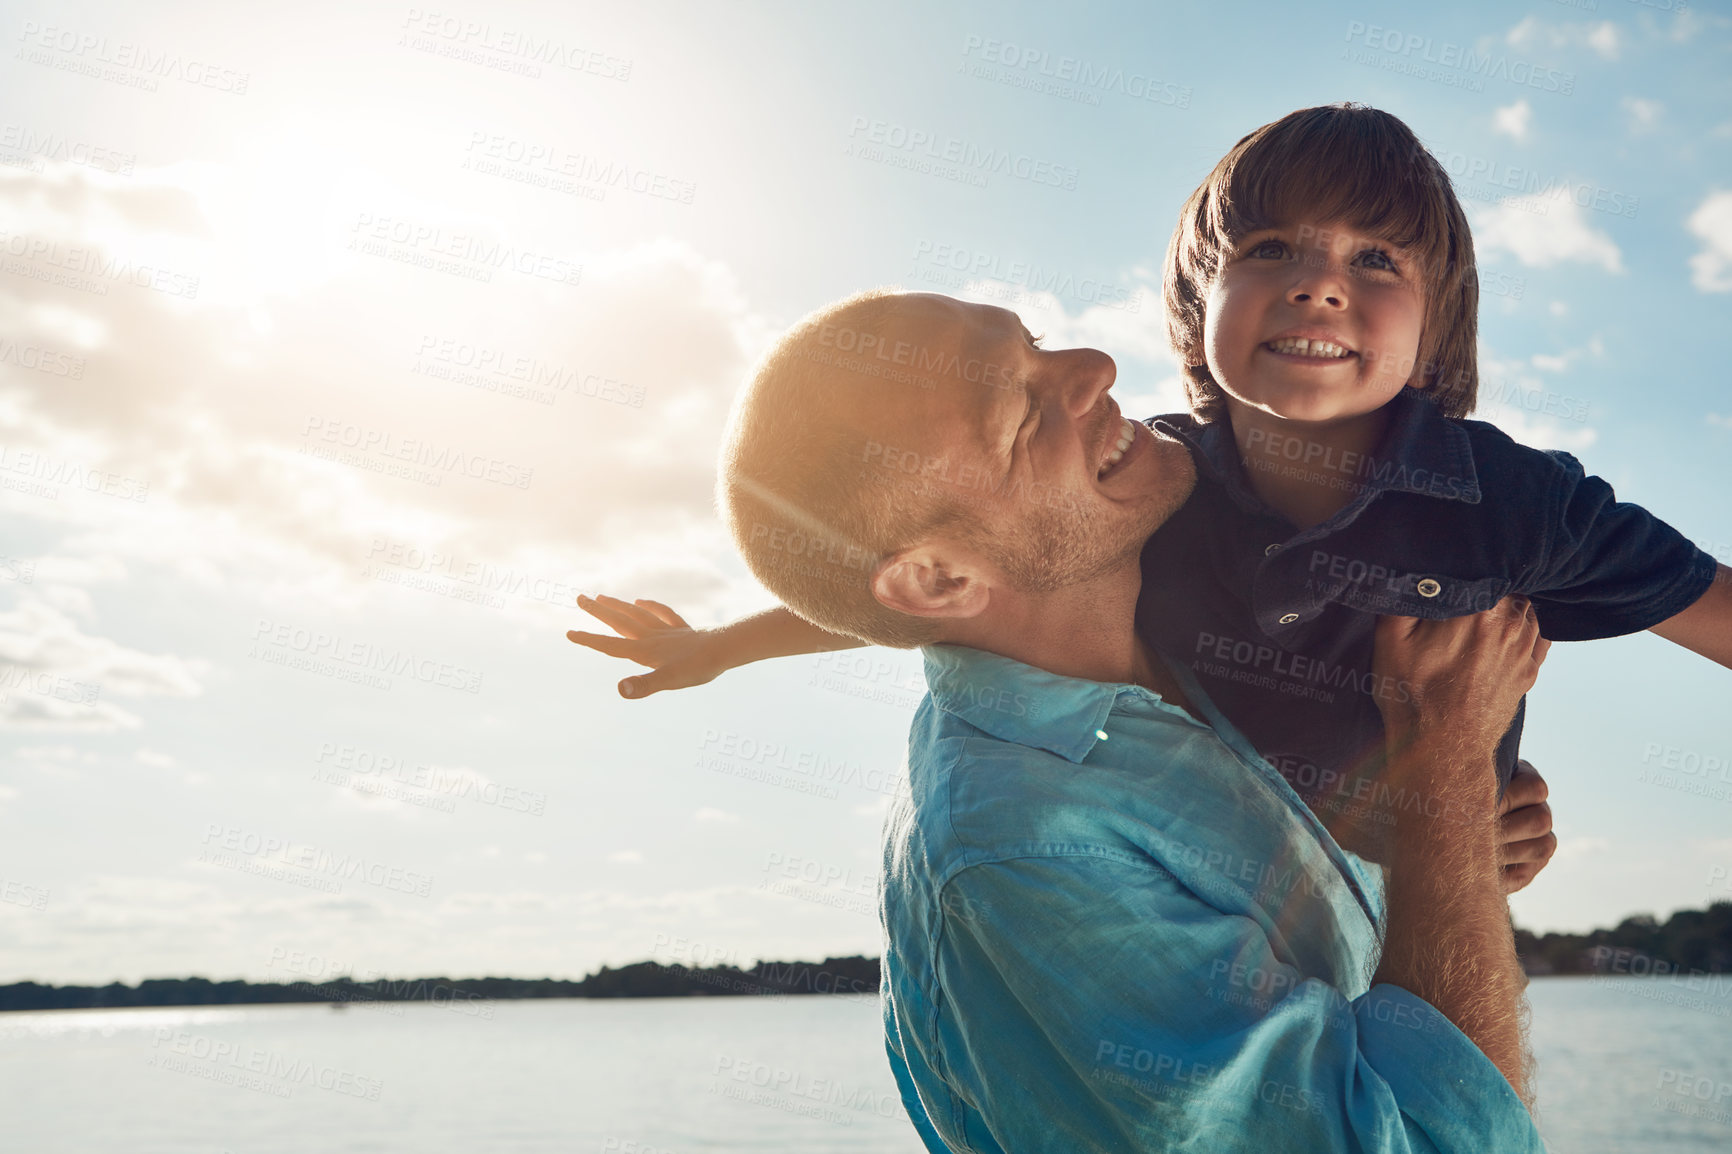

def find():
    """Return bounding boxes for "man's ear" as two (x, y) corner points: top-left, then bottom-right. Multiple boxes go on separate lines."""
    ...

(871, 540), (993, 620)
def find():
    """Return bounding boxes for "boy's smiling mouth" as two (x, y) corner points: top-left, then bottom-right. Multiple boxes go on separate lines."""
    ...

(1264, 336), (1354, 360)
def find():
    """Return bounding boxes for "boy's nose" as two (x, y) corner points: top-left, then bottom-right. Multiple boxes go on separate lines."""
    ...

(1287, 276), (1348, 309)
(1291, 287), (1345, 307)
(1287, 256), (1350, 308)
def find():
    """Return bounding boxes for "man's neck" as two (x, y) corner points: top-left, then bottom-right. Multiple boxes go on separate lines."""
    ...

(934, 560), (1195, 713)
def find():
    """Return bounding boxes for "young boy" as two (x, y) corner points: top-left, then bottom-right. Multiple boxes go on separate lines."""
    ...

(568, 104), (1732, 856)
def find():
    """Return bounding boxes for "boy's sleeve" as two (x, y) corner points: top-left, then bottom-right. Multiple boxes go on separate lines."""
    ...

(1521, 449), (1718, 641)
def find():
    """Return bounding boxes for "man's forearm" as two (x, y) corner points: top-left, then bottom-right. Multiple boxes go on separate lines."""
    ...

(1371, 737), (1532, 1106)
(716, 606), (866, 666)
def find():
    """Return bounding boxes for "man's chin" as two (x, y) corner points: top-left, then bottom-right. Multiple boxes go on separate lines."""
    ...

(1128, 437), (1198, 537)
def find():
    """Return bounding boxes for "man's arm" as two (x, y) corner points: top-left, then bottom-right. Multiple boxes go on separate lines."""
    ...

(565, 594), (864, 697)
(1648, 563), (1732, 668)
(1369, 600), (1550, 1105)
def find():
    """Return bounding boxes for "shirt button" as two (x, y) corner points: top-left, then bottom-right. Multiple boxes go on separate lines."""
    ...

(1278, 613), (1300, 624)
(1264, 543), (1281, 556)
(1416, 578), (1443, 598)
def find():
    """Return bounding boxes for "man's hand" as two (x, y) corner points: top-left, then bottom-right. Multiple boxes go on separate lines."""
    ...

(1373, 596), (1552, 764)
(1498, 759), (1557, 895)
(566, 594), (723, 699)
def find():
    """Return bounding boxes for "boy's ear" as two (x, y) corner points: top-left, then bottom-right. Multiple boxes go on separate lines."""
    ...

(872, 540), (993, 620)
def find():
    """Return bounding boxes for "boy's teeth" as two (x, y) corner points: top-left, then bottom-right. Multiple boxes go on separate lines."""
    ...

(1268, 337), (1350, 359)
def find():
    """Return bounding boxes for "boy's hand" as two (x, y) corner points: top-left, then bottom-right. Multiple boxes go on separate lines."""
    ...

(566, 594), (723, 699)
(1498, 759), (1557, 895)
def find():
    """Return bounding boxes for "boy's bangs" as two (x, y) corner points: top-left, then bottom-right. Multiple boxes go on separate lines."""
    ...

(1211, 117), (1449, 268)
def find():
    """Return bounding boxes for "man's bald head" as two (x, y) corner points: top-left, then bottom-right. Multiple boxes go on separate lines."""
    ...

(719, 290), (970, 647)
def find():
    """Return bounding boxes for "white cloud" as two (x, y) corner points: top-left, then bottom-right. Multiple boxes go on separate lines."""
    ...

(1493, 100), (1533, 142)
(1687, 191), (1732, 293)
(0, 162), (776, 626)
(1506, 16), (1620, 59)
(1624, 97), (1663, 133)
(1474, 349), (1599, 453)
(693, 807), (740, 823)
(0, 597), (203, 730)
(1470, 190), (1624, 273)
(1587, 23), (1621, 60)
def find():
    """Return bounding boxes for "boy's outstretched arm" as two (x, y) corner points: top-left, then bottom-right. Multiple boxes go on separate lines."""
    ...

(566, 594), (866, 698)
(1648, 564), (1732, 668)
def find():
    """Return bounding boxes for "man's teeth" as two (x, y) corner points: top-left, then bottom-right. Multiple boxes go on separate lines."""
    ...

(1100, 418), (1135, 475)
(1268, 337), (1351, 359)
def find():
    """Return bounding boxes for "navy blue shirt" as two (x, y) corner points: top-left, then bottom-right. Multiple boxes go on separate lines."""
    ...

(1138, 388), (1717, 822)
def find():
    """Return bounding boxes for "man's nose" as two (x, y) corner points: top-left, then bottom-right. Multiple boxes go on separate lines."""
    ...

(1058, 348), (1117, 416)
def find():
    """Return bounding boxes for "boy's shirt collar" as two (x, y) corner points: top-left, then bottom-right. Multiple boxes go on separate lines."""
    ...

(1152, 388), (1483, 516)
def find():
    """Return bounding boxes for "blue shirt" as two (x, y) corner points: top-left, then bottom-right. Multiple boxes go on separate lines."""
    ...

(1140, 389), (1717, 805)
(881, 643), (1543, 1153)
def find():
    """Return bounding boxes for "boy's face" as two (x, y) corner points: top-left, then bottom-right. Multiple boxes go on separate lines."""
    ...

(1201, 218), (1426, 425)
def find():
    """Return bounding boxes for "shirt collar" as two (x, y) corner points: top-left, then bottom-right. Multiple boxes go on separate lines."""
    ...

(1152, 388), (1482, 510)
(920, 644), (1125, 764)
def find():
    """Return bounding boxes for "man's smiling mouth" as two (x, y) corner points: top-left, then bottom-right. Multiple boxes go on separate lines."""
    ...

(1098, 417), (1137, 479)
(1264, 337), (1354, 359)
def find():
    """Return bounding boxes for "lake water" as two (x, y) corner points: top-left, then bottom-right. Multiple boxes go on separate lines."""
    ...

(3, 978), (1728, 1152)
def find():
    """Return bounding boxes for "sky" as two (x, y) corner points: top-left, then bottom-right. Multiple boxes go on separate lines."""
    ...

(0, 0), (1728, 986)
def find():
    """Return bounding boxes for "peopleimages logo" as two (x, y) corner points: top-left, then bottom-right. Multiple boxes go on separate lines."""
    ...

(1343, 22), (1575, 94)
(957, 35), (1192, 109)
(845, 116), (1080, 190)
(250, 618), (484, 694)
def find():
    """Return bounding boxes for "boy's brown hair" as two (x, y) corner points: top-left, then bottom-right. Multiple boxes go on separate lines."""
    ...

(1163, 103), (1479, 421)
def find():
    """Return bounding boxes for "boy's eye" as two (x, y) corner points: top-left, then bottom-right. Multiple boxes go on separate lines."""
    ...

(1355, 247), (1399, 273)
(1246, 239), (1289, 260)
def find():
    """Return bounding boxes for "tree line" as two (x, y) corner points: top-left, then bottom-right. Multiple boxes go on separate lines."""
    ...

(0, 955), (882, 1012)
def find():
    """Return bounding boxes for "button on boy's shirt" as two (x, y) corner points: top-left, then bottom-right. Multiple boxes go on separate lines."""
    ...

(881, 643), (1543, 1153)
(1139, 388), (1717, 805)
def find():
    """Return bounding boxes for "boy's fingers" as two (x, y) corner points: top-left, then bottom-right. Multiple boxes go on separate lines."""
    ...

(1502, 863), (1543, 895)
(620, 668), (687, 699)
(1498, 760), (1549, 814)
(577, 597), (654, 639)
(589, 594), (665, 632)
(635, 599), (689, 630)
(566, 631), (652, 664)
(1500, 832), (1558, 866)
(1498, 802), (1553, 843)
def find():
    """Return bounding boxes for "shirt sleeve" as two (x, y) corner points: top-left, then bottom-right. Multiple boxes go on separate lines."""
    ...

(1521, 449), (1718, 641)
(926, 853), (1543, 1154)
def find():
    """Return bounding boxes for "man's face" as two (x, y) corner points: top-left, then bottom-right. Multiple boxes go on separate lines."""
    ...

(856, 294), (1195, 589)
(1202, 218), (1427, 425)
